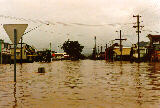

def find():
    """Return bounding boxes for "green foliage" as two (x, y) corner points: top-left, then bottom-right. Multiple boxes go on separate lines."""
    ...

(61, 40), (84, 59)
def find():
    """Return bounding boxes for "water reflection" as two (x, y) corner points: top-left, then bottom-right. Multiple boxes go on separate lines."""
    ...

(0, 61), (160, 108)
(145, 62), (160, 105)
(147, 63), (160, 89)
(63, 61), (83, 89)
(19, 64), (25, 107)
(13, 83), (17, 108)
(134, 63), (143, 107)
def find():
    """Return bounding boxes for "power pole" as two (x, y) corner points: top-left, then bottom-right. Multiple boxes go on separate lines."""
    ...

(120, 30), (122, 60)
(14, 29), (17, 82)
(49, 42), (52, 51)
(101, 46), (102, 53)
(20, 37), (23, 64)
(49, 42), (52, 61)
(98, 46), (99, 55)
(105, 44), (107, 60)
(133, 15), (144, 61)
(94, 36), (97, 59)
(20, 37), (26, 64)
(115, 30), (127, 61)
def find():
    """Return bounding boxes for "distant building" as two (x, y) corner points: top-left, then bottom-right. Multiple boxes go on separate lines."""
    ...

(147, 34), (160, 61)
(0, 39), (11, 64)
(114, 46), (131, 60)
(52, 52), (69, 60)
(132, 43), (148, 59)
(10, 43), (36, 62)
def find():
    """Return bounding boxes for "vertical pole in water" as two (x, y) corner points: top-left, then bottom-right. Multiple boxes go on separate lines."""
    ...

(0, 40), (2, 64)
(98, 46), (99, 56)
(120, 30), (122, 61)
(94, 36), (97, 60)
(20, 37), (23, 64)
(133, 15), (142, 62)
(101, 46), (102, 53)
(49, 42), (51, 51)
(105, 44), (107, 60)
(14, 29), (17, 82)
(50, 42), (52, 61)
(137, 15), (140, 61)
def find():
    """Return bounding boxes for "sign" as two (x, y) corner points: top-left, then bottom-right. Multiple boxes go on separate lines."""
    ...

(3, 24), (28, 44)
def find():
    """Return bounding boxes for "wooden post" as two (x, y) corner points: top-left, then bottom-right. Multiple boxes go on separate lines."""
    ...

(137, 15), (140, 61)
(94, 36), (97, 60)
(101, 46), (102, 53)
(98, 46), (99, 56)
(14, 29), (17, 82)
(115, 30), (127, 61)
(120, 30), (122, 61)
(105, 44), (107, 60)
(20, 37), (23, 64)
(133, 15), (143, 62)
(0, 40), (2, 64)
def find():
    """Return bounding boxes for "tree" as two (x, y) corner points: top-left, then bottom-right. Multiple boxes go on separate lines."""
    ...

(61, 40), (84, 59)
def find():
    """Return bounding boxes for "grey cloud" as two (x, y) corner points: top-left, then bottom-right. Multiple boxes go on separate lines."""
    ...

(0, 0), (160, 54)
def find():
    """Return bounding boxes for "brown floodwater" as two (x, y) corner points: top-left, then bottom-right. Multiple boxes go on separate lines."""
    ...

(0, 60), (160, 108)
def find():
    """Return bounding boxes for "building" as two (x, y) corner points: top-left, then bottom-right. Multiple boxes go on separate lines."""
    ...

(147, 34), (160, 61)
(113, 46), (131, 60)
(0, 39), (11, 64)
(52, 52), (69, 60)
(132, 44), (148, 59)
(10, 43), (36, 62)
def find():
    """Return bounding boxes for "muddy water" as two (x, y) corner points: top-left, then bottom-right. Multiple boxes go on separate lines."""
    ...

(0, 60), (160, 108)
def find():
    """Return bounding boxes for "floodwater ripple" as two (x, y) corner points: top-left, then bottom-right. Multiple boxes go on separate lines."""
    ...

(0, 60), (160, 108)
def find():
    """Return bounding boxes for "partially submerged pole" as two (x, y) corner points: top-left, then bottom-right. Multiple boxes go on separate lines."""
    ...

(115, 30), (127, 61)
(120, 30), (122, 61)
(105, 44), (107, 60)
(20, 37), (23, 64)
(94, 36), (97, 60)
(3, 24), (28, 82)
(0, 40), (2, 64)
(14, 29), (17, 82)
(101, 46), (103, 53)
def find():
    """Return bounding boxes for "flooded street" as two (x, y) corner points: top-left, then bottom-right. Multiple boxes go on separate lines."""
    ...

(0, 60), (160, 108)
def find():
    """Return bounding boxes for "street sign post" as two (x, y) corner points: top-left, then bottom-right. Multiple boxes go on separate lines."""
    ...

(0, 40), (2, 64)
(3, 24), (28, 82)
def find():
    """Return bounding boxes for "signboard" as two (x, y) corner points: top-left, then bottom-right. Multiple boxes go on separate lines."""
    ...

(3, 24), (28, 81)
(3, 24), (28, 44)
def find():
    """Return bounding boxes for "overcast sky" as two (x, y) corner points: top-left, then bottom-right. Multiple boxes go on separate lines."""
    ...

(0, 0), (160, 54)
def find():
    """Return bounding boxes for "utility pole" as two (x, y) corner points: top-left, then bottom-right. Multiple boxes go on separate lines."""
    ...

(133, 15), (144, 61)
(20, 37), (23, 64)
(101, 46), (102, 53)
(115, 30), (127, 61)
(49, 42), (52, 51)
(120, 30), (122, 60)
(94, 36), (97, 60)
(20, 37), (26, 64)
(105, 44), (107, 60)
(98, 46), (99, 55)
(49, 42), (52, 61)
(100, 46), (103, 60)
